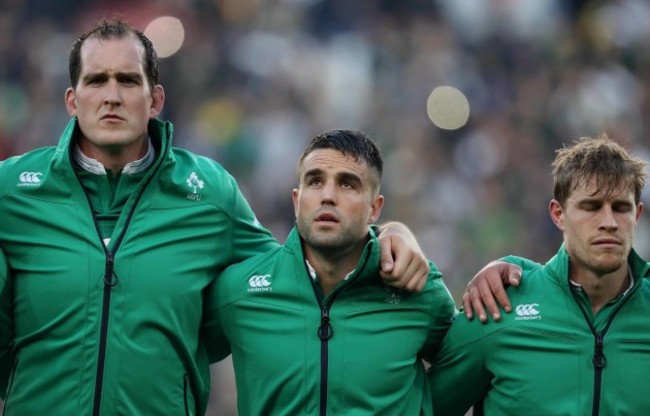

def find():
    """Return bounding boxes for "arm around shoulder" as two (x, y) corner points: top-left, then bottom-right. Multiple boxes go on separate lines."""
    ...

(420, 261), (456, 361)
(499, 255), (543, 273)
(201, 269), (234, 364)
(428, 310), (490, 416)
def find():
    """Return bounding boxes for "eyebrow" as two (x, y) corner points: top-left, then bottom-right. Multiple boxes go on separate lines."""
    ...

(302, 169), (362, 183)
(578, 197), (635, 206)
(81, 71), (143, 83)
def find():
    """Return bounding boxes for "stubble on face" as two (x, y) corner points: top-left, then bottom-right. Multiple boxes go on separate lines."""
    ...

(559, 180), (640, 278)
(293, 149), (380, 259)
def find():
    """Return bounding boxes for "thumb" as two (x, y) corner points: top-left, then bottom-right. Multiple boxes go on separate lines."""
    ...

(508, 267), (523, 287)
(379, 240), (395, 273)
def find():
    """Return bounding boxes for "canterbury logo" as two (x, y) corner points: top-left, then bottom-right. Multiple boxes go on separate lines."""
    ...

(248, 274), (272, 292)
(515, 303), (541, 320)
(18, 171), (43, 187)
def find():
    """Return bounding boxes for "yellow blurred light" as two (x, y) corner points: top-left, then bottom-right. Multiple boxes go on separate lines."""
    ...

(427, 86), (470, 130)
(144, 16), (185, 58)
(196, 98), (242, 144)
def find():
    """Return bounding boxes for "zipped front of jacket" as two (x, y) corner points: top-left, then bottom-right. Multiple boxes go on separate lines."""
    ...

(304, 243), (373, 416)
(73, 147), (164, 416)
(571, 282), (637, 416)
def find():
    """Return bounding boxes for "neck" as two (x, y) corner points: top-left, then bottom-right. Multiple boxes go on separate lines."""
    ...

(570, 264), (630, 315)
(304, 240), (366, 297)
(78, 137), (148, 176)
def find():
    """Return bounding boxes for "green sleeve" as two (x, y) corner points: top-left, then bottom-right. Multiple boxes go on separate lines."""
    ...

(226, 174), (280, 263)
(428, 313), (491, 416)
(0, 249), (13, 399)
(201, 275), (233, 363)
(500, 255), (543, 273)
(419, 261), (457, 362)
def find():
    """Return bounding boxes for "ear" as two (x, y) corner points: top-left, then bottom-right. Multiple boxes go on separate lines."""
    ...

(549, 199), (564, 231)
(292, 188), (300, 217)
(149, 84), (165, 118)
(65, 88), (77, 116)
(368, 194), (384, 224)
(636, 202), (644, 223)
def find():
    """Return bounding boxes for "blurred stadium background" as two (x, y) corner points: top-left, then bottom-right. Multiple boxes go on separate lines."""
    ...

(2, 0), (650, 414)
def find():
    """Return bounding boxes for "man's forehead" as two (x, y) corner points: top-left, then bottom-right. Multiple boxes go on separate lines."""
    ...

(80, 36), (144, 71)
(300, 149), (365, 174)
(571, 177), (635, 201)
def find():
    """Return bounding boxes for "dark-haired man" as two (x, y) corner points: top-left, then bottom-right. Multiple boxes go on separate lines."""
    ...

(204, 129), (457, 415)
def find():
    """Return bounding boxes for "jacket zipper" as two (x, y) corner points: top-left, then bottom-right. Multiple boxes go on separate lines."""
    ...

(92, 251), (118, 415)
(572, 287), (634, 416)
(317, 305), (333, 416)
(306, 244), (373, 416)
(74, 159), (161, 416)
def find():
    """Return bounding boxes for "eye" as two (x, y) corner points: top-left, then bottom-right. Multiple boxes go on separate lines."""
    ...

(86, 76), (105, 85)
(614, 203), (633, 213)
(120, 77), (139, 85)
(307, 178), (322, 187)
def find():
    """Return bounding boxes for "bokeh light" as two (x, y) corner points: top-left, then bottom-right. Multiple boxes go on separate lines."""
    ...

(426, 85), (470, 130)
(144, 16), (185, 58)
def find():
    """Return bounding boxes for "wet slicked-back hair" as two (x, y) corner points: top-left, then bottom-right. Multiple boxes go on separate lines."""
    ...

(552, 133), (647, 206)
(69, 17), (159, 89)
(298, 129), (383, 191)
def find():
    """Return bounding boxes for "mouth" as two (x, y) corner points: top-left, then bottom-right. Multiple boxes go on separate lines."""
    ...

(314, 212), (339, 223)
(101, 114), (124, 121)
(592, 238), (622, 248)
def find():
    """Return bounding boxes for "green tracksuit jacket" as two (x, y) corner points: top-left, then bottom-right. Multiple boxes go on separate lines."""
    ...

(203, 226), (456, 416)
(0, 118), (279, 415)
(429, 246), (650, 416)
(0, 249), (9, 396)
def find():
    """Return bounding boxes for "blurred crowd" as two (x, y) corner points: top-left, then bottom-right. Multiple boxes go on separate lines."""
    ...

(2, 0), (650, 413)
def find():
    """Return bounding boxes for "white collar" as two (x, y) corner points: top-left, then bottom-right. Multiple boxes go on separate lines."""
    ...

(73, 139), (155, 175)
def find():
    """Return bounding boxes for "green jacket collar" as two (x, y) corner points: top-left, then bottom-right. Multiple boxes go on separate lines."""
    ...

(545, 244), (650, 289)
(285, 225), (381, 286)
(53, 117), (174, 171)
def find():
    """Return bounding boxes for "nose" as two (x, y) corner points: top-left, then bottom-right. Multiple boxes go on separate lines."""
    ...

(599, 206), (618, 231)
(103, 80), (122, 106)
(320, 182), (337, 205)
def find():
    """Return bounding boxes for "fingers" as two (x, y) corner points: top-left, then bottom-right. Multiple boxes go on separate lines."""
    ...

(462, 287), (480, 321)
(402, 263), (428, 292)
(463, 261), (523, 323)
(508, 267), (522, 287)
(378, 239), (395, 274)
(380, 252), (429, 292)
(487, 276), (511, 314)
(463, 276), (498, 323)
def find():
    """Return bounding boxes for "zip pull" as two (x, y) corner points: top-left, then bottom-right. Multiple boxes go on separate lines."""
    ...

(317, 307), (333, 341)
(592, 333), (607, 369)
(103, 254), (119, 286)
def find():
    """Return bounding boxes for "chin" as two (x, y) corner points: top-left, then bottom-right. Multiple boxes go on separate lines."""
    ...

(591, 258), (625, 275)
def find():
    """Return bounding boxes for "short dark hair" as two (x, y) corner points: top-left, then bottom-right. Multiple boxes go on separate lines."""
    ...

(552, 133), (647, 205)
(298, 129), (383, 189)
(69, 17), (159, 89)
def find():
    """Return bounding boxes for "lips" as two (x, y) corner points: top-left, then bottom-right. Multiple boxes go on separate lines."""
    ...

(315, 212), (339, 223)
(592, 238), (622, 247)
(101, 114), (124, 121)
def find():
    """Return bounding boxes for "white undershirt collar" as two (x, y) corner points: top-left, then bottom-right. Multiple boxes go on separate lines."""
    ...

(73, 139), (155, 175)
